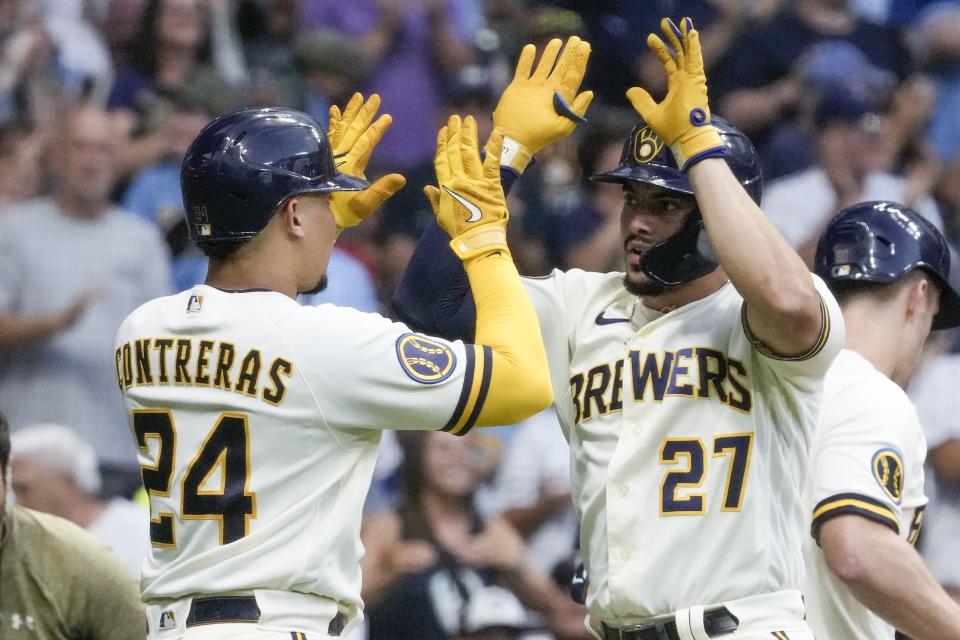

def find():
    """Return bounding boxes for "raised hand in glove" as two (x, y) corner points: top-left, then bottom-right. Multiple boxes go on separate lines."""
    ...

(626, 18), (726, 172)
(424, 115), (508, 261)
(493, 36), (593, 174)
(328, 92), (406, 228)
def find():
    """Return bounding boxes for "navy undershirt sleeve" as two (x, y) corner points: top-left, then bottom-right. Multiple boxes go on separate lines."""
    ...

(391, 169), (520, 342)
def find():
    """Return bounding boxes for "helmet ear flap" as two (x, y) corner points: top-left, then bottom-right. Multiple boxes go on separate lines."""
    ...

(640, 211), (719, 286)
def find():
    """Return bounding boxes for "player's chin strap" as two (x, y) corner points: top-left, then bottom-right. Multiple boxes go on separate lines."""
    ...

(640, 209), (720, 287)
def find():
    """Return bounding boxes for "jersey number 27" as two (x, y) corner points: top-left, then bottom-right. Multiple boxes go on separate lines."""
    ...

(660, 433), (753, 515)
(133, 409), (257, 547)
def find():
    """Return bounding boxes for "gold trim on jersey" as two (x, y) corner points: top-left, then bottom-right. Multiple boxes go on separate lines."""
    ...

(180, 412), (258, 545)
(133, 408), (178, 549)
(741, 293), (830, 361)
(444, 345), (489, 436)
(712, 432), (754, 512)
(811, 493), (900, 538)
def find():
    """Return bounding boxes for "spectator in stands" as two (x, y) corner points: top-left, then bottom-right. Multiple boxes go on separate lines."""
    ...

(294, 28), (374, 127)
(490, 409), (576, 578)
(0, 124), (46, 209)
(712, 0), (905, 166)
(299, 0), (479, 172)
(9, 423), (149, 579)
(0, 411), (145, 637)
(454, 585), (534, 640)
(910, 3), (960, 168)
(909, 348), (960, 602)
(0, 3), (61, 129)
(122, 92), (212, 293)
(545, 107), (635, 271)
(0, 104), (170, 498)
(361, 431), (558, 640)
(108, 0), (245, 177)
(762, 86), (942, 263)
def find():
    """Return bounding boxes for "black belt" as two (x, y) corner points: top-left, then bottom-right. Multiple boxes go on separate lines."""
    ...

(602, 606), (739, 640)
(183, 595), (347, 636)
(186, 596), (261, 627)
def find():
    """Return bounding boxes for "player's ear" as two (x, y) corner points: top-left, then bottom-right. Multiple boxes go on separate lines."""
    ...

(904, 275), (931, 323)
(278, 197), (308, 239)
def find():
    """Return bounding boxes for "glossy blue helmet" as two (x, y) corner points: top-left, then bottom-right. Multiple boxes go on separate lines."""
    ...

(591, 116), (762, 286)
(181, 107), (368, 243)
(814, 201), (960, 330)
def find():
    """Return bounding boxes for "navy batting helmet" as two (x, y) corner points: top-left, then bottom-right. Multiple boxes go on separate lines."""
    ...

(815, 201), (960, 330)
(181, 107), (368, 243)
(591, 116), (762, 286)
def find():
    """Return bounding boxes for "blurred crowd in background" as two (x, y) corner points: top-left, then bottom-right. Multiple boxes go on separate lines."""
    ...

(2, 0), (960, 638)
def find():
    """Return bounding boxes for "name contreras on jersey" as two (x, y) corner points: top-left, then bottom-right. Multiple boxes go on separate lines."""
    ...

(569, 347), (752, 423)
(115, 337), (293, 406)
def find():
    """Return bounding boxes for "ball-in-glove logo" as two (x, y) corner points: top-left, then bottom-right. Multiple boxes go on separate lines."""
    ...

(396, 333), (457, 384)
(631, 126), (664, 164)
(872, 448), (904, 503)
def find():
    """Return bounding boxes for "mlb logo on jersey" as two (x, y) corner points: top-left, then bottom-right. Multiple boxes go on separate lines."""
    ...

(186, 295), (204, 313)
(158, 610), (176, 630)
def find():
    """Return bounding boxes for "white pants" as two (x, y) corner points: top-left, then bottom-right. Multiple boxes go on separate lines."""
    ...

(601, 591), (814, 640)
(145, 590), (358, 640)
(183, 626), (310, 639)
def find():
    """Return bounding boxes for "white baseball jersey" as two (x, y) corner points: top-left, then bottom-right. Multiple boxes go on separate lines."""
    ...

(803, 349), (927, 640)
(114, 285), (493, 620)
(522, 270), (844, 621)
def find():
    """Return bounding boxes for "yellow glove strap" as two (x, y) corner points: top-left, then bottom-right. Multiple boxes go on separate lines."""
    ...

(448, 223), (509, 261)
(670, 124), (725, 171)
(500, 136), (534, 174)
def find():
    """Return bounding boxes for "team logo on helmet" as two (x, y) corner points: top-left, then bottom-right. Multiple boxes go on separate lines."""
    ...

(872, 448), (904, 503)
(631, 126), (664, 165)
(395, 333), (456, 384)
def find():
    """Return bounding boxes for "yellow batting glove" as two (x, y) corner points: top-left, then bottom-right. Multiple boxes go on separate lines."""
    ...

(626, 17), (725, 171)
(427, 115), (509, 261)
(493, 36), (593, 173)
(328, 92), (406, 228)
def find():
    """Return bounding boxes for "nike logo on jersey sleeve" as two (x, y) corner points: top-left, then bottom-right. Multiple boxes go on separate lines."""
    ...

(442, 186), (483, 223)
(595, 310), (630, 325)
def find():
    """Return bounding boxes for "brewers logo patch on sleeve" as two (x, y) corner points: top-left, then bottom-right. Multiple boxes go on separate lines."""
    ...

(872, 448), (904, 504)
(395, 333), (457, 384)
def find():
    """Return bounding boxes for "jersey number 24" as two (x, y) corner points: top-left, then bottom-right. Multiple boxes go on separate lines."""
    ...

(133, 409), (257, 547)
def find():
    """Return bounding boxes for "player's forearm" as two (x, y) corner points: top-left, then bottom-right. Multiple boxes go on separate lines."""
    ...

(465, 251), (553, 426)
(824, 520), (960, 639)
(689, 158), (822, 351)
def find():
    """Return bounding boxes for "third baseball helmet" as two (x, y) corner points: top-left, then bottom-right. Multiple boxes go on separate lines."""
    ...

(814, 201), (960, 330)
(591, 116), (763, 286)
(181, 107), (369, 243)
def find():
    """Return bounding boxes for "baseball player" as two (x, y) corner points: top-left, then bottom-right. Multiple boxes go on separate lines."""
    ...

(396, 18), (844, 639)
(803, 201), (960, 639)
(114, 97), (553, 638)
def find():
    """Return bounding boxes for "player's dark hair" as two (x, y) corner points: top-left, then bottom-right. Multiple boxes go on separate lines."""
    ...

(831, 269), (933, 306)
(196, 238), (252, 262)
(0, 411), (9, 473)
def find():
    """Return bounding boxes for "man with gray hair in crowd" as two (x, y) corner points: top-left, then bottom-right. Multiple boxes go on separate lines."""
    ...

(9, 422), (150, 578)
